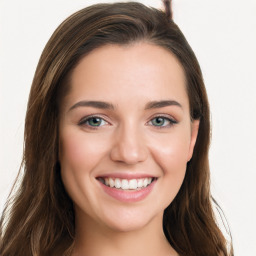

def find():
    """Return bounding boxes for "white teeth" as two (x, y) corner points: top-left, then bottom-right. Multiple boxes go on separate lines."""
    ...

(137, 179), (143, 188)
(102, 177), (154, 190)
(121, 179), (129, 190)
(143, 178), (148, 187)
(115, 178), (121, 189)
(129, 179), (137, 189)
(109, 178), (115, 187)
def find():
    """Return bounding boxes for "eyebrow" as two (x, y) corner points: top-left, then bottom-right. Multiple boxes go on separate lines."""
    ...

(68, 101), (114, 112)
(145, 100), (182, 109)
(68, 99), (182, 112)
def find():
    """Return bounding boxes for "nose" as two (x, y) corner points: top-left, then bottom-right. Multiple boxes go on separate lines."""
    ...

(110, 125), (148, 165)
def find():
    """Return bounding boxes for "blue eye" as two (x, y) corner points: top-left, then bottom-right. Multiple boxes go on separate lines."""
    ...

(149, 116), (176, 127)
(79, 116), (107, 127)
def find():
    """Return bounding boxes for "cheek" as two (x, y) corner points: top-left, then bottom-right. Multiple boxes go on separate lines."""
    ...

(148, 127), (191, 200)
(156, 138), (188, 182)
(58, 128), (112, 216)
(58, 129), (109, 203)
(59, 128), (109, 173)
(149, 127), (191, 171)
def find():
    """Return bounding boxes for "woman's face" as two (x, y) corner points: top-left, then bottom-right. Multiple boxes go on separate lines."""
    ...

(59, 42), (199, 232)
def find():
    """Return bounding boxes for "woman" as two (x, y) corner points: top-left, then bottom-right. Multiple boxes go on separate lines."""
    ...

(0, 1), (233, 255)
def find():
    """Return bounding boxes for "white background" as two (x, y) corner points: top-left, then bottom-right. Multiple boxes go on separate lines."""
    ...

(0, 0), (255, 255)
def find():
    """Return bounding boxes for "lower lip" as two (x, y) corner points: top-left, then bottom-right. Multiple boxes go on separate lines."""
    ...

(98, 179), (157, 203)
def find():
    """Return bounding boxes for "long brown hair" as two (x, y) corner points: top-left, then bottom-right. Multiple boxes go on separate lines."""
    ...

(0, 2), (233, 255)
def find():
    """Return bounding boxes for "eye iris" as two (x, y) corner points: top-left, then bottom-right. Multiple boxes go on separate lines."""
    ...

(152, 117), (165, 126)
(88, 117), (102, 126)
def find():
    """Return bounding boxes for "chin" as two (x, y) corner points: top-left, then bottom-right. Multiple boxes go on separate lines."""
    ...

(106, 218), (151, 233)
(99, 207), (162, 233)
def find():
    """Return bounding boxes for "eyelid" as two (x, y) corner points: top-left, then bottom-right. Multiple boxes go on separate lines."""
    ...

(146, 114), (178, 127)
(148, 113), (177, 121)
(78, 114), (111, 127)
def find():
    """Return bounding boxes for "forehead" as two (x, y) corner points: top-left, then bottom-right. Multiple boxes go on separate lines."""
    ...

(63, 42), (188, 111)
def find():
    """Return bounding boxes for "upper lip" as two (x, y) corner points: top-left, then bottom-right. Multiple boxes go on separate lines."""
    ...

(96, 172), (157, 180)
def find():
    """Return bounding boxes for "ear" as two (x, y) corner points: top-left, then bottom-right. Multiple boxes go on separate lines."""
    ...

(187, 119), (200, 161)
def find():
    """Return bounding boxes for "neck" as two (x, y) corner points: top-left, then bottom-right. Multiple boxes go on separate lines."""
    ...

(72, 210), (177, 256)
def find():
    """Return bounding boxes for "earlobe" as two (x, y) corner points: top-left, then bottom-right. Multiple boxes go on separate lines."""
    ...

(187, 119), (200, 161)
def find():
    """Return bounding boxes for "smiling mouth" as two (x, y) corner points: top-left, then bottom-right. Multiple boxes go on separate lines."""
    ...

(97, 177), (157, 191)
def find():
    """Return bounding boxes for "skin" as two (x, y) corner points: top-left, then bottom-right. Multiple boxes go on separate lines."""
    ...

(59, 42), (199, 256)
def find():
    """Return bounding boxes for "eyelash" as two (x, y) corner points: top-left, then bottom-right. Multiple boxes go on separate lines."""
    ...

(147, 115), (177, 128)
(78, 114), (177, 129)
(78, 115), (109, 129)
